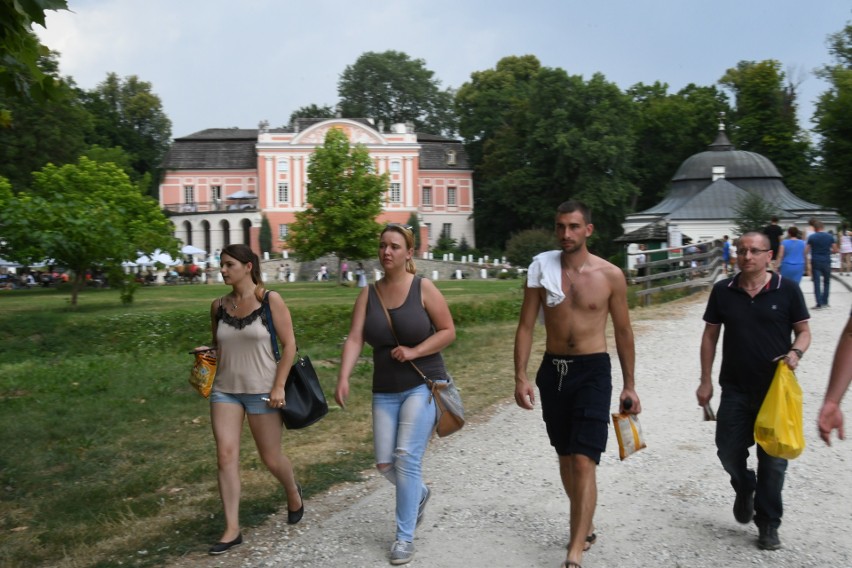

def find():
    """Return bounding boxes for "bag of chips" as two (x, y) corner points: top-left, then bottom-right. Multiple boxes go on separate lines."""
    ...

(189, 349), (217, 398)
(612, 411), (646, 460)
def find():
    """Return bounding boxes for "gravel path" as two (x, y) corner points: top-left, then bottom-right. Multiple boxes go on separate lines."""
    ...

(170, 279), (852, 568)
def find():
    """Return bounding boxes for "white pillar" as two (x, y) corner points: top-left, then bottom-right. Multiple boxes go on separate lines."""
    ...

(432, 270), (439, 280)
(481, 268), (488, 279)
(455, 269), (462, 280)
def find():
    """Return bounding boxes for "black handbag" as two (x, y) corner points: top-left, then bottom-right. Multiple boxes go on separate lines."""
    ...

(263, 292), (329, 429)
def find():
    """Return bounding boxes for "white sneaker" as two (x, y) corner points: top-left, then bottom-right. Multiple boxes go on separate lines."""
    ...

(390, 540), (415, 565)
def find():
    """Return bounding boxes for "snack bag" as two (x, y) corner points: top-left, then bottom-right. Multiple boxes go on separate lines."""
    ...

(612, 411), (646, 460)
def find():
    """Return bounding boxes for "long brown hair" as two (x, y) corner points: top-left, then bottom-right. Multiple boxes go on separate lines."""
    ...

(221, 244), (265, 300)
(381, 224), (417, 274)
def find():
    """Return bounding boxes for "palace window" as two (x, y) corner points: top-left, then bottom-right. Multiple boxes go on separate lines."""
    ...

(422, 186), (432, 205)
(277, 182), (290, 203)
(390, 161), (401, 173)
(390, 182), (401, 203)
(447, 187), (457, 206)
(279, 224), (289, 239)
(442, 223), (452, 239)
(277, 159), (289, 172)
(184, 185), (195, 203)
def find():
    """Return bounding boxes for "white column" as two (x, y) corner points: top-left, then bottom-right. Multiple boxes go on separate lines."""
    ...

(292, 156), (302, 208)
(404, 155), (415, 206)
(264, 156), (274, 208)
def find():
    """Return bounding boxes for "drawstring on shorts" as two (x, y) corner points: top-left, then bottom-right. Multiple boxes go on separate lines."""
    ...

(552, 358), (572, 391)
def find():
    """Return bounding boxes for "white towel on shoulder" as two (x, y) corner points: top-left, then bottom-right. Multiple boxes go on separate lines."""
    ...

(527, 250), (564, 307)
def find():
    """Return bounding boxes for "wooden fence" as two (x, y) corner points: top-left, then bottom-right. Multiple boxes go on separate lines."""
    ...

(629, 241), (724, 306)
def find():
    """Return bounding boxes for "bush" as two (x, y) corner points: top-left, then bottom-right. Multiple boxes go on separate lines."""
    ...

(505, 229), (556, 268)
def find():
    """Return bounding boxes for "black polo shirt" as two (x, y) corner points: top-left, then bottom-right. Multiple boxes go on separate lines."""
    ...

(703, 272), (809, 396)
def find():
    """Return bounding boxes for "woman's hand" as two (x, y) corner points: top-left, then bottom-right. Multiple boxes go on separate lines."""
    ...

(267, 384), (286, 408)
(335, 377), (350, 409)
(390, 345), (417, 362)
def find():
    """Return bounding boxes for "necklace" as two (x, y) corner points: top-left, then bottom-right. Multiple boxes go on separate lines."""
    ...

(740, 274), (768, 291)
(229, 293), (249, 311)
(564, 260), (588, 289)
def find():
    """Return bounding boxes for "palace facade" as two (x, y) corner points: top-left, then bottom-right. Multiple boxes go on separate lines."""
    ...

(159, 118), (475, 256)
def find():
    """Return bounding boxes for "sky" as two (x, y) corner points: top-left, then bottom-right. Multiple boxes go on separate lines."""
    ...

(37, 0), (852, 140)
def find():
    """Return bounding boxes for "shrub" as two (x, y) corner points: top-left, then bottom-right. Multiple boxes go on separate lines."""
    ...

(505, 229), (556, 269)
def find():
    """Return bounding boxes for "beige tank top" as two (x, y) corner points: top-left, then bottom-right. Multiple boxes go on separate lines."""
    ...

(213, 302), (278, 394)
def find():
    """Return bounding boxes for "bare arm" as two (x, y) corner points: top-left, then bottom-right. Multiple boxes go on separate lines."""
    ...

(513, 285), (541, 409)
(608, 268), (640, 413)
(819, 317), (852, 445)
(335, 288), (369, 408)
(268, 291), (298, 407)
(781, 320), (811, 371)
(697, 323), (721, 406)
(390, 278), (455, 362)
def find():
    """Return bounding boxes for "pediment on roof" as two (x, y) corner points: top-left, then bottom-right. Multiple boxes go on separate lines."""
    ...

(292, 119), (385, 145)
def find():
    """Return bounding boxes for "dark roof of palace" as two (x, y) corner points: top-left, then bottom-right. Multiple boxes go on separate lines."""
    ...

(162, 123), (469, 171)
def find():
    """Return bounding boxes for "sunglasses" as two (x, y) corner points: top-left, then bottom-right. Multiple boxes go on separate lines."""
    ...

(385, 223), (413, 233)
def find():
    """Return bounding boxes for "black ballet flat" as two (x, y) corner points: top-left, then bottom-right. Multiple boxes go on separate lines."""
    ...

(288, 483), (304, 525)
(208, 532), (242, 555)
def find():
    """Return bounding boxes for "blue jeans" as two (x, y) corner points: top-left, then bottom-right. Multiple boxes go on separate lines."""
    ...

(811, 260), (831, 306)
(716, 389), (788, 528)
(373, 384), (435, 541)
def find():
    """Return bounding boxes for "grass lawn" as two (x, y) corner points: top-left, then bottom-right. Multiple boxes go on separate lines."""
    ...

(0, 279), (524, 567)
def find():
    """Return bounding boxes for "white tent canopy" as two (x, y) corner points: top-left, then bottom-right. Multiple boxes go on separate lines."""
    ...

(181, 244), (206, 255)
(135, 250), (180, 266)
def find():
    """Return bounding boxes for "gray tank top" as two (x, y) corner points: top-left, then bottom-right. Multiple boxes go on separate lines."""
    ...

(364, 276), (447, 393)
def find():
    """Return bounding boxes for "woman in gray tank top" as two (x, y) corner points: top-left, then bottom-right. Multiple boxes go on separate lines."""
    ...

(335, 224), (456, 565)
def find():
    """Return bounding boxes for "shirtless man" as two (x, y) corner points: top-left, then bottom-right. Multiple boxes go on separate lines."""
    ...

(514, 200), (641, 568)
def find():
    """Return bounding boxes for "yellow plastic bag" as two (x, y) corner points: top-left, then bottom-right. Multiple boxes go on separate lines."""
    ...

(189, 349), (217, 398)
(754, 361), (804, 460)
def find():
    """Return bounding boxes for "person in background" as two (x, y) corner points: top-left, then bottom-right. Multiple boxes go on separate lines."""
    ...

(775, 226), (806, 284)
(763, 216), (783, 269)
(697, 232), (810, 551)
(335, 224), (456, 565)
(839, 226), (852, 276)
(818, 312), (852, 445)
(356, 262), (368, 288)
(194, 244), (303, 556)
(805, 218), (836, 309)
(341, 258), (349, 281)
(514, 200), (640, 568)
(722, 235), (731, 275)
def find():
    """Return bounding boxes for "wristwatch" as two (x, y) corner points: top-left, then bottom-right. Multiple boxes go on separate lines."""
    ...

(790, 348), (803, 358)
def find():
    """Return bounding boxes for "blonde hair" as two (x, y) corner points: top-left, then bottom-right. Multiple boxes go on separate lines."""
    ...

(381, 224), (417, 274)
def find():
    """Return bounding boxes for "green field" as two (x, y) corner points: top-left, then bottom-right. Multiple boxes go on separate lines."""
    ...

(0, 279), (525, 567)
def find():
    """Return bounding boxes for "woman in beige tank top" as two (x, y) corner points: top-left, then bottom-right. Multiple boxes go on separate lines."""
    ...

(194, 244), (302, 555)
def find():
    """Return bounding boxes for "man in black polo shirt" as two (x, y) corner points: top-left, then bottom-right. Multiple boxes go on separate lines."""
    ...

(697, 232), (810, 551)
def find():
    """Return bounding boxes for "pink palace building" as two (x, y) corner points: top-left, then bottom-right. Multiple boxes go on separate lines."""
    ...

(159, 118), (475, 257)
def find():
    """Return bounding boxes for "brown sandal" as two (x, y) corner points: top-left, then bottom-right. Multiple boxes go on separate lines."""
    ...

(560, 562), (582, 568)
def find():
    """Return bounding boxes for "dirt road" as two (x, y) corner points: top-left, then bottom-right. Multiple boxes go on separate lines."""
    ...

(171, 281), (852, 568)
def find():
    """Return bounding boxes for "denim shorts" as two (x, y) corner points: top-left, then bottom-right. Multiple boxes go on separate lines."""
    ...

(209, 390), (278, 415)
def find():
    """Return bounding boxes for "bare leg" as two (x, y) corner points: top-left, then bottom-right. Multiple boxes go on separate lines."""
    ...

(211, 403), (246, 542)
(559, 454), (597, 566)
(247, 413), (302, 511)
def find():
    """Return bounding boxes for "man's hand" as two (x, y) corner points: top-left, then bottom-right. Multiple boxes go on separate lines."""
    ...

(818, 401), (844, 446)
(514, 379), (536, 410)
(696, 381), (713, 408)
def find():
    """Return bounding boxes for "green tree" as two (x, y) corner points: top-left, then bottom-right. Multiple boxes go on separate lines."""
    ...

(814, 22), (852, 221)
(719, 60), (813, 196)
(457, 57), (638, 256)
(0, 157), (177, 305)
(288, 103), (335, 126)
(287, 128), (388, 281)
(732, 193), (778, 237)
(80, 72), (172, 196)
(406, 212), (421, 252)
(505, 228), (556, 268)
(0, 52), (92, 189)
(259, 214), (272, 255)
(628, 82), (730, 211)
(0, 0), (68, 105)
(338, 50), (456, 135)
